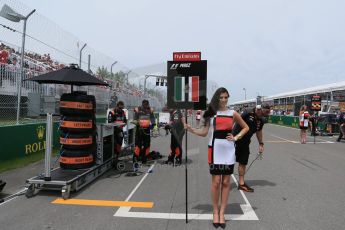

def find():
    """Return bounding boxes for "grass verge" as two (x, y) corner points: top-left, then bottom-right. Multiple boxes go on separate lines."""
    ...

(0, 149), (59, 174)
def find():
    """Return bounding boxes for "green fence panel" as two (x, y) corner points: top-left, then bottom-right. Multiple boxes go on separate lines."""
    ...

(0, 122), (60, 161)
(268, 115), (299, 128)
(0, 117), (107, 161)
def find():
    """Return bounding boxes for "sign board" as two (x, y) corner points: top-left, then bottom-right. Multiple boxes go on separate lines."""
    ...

(158, 112), (170, 124)
(311, 95), (321, 111)
(167, 60), (207, 110)
(173, 52), (201, 61)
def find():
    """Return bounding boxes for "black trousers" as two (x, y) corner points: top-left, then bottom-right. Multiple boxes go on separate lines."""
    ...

(134, 127), (151, 162)
(114, 127), (124, 156)
(338, 125), (345, 141)
(168, 128), (185, 161)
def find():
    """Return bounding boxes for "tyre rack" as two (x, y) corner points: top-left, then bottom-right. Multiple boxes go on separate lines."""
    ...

(25, 114), (124, 200)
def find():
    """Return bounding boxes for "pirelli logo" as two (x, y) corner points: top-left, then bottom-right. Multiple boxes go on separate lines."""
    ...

(60, 155), (93, 164)
(61, 120), (93, 129)
(60, 137), (93, 145)
(60, 101), (93, 110)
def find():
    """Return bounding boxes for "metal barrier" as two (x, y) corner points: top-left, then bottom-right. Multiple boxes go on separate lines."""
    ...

(1, 64), (163, 126)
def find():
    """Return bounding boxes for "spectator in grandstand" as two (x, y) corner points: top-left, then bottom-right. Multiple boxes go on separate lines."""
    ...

(185, 87), (249, 228)
(0, 46), (9, 87)
(336, 111), (345, 142)
(0, 48), (9, 64)
(299, 105), (310, 144)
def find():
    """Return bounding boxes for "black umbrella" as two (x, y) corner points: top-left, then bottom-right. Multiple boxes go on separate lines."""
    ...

(25, 64), (109, 91)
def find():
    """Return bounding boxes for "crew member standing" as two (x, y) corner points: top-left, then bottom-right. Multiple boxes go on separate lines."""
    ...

(107, 101), (127, 158)
(336, 111), (345, 142)
(165, 109), (185, 165)
(133, 100), (155, 164)
(232, 103), (271, 192)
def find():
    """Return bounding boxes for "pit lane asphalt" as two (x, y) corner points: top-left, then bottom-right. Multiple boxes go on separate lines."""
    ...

(0, 124), (344, 230)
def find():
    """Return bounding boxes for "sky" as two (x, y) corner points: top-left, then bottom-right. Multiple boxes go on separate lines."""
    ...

(3, 0), (345, 102)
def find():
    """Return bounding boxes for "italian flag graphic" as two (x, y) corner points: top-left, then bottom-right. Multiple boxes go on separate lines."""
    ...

(174, 76), (199, 102)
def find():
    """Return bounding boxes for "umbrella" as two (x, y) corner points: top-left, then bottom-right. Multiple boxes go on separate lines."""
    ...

(25, 64), (109, 91)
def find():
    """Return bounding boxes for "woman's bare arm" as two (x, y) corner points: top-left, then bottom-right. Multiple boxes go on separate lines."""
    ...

(185, 122), (209, 137)
(232, 111), (249, 141)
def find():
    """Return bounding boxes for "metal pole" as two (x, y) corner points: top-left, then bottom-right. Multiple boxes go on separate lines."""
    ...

(16, 19), (27, 124)
(111, 61), (118, 76)
(79, 43), (87, 69)
(16, 9), (35, 125)
(185, 109), (188, 223)
(126, 70), (131, 85)
(144, 75), (148, 96)
(88, 54), (91, 73)
(44, 113), (52, 181)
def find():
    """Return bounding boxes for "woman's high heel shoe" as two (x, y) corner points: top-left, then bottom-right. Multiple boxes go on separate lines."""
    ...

(212, 213), (219, 228)
(219, 214), (226, 229)
(213, 222), (220, 228)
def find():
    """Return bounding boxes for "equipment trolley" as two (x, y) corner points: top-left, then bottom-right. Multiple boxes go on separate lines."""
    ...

(25, 114), (127, 199)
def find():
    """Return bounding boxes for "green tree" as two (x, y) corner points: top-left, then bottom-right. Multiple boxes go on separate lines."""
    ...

(96, 66), (110, 79)
(113, 71), (126, 85)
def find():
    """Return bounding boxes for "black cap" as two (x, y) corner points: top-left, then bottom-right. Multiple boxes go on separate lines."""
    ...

(256, 103), (270, 110)
(261, 103), (270, 109)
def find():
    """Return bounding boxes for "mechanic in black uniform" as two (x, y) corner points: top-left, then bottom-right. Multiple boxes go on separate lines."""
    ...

(232, 103), (271, 192)
(164, 109), (185, 166)
(336, 111), (345, 142)
(133, 100), (155, 164)
(107, 101), (127, 158)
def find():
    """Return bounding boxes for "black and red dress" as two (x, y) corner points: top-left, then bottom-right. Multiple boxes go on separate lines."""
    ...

(207, 109), (236, 175)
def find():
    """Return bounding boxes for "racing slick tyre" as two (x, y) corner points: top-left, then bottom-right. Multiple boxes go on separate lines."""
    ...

(60, 92), (96, 116)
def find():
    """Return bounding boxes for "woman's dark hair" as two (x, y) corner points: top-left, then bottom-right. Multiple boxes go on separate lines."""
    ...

(203, 87), (229, 123)
(300, 105), (307, 112)
(117, 101), (124, 107)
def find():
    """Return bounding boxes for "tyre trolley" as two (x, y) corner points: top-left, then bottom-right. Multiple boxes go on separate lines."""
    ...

(25, 114), (132, 199)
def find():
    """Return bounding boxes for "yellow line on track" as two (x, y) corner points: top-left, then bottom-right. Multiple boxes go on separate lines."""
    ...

(52, 198), (154, 208)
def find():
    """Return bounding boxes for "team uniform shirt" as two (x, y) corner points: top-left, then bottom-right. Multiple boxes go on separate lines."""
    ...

(108, 108), (127, 128)
(336, 112), (345, 125)
(134, 106), (155, 128)
(170, 109), (184, 130)
(232, 107), (265, 145)
(207, 109), (235, 165)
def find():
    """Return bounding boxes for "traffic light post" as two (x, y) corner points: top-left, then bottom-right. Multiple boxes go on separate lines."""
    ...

(144, 74), (167, 95)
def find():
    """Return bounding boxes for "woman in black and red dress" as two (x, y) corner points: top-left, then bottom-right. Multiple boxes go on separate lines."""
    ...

(299, 105), (310, 144)
(186, 87), (248, 228)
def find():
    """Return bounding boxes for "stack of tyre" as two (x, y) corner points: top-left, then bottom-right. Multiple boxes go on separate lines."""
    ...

(59, 91), (96, 169)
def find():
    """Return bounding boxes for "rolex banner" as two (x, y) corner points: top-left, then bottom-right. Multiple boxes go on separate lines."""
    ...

(167, 61), (207, 110)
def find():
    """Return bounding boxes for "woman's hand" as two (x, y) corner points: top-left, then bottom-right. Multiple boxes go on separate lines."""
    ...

(184, 124), (192, 131)
(226, 133), (236, 141)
